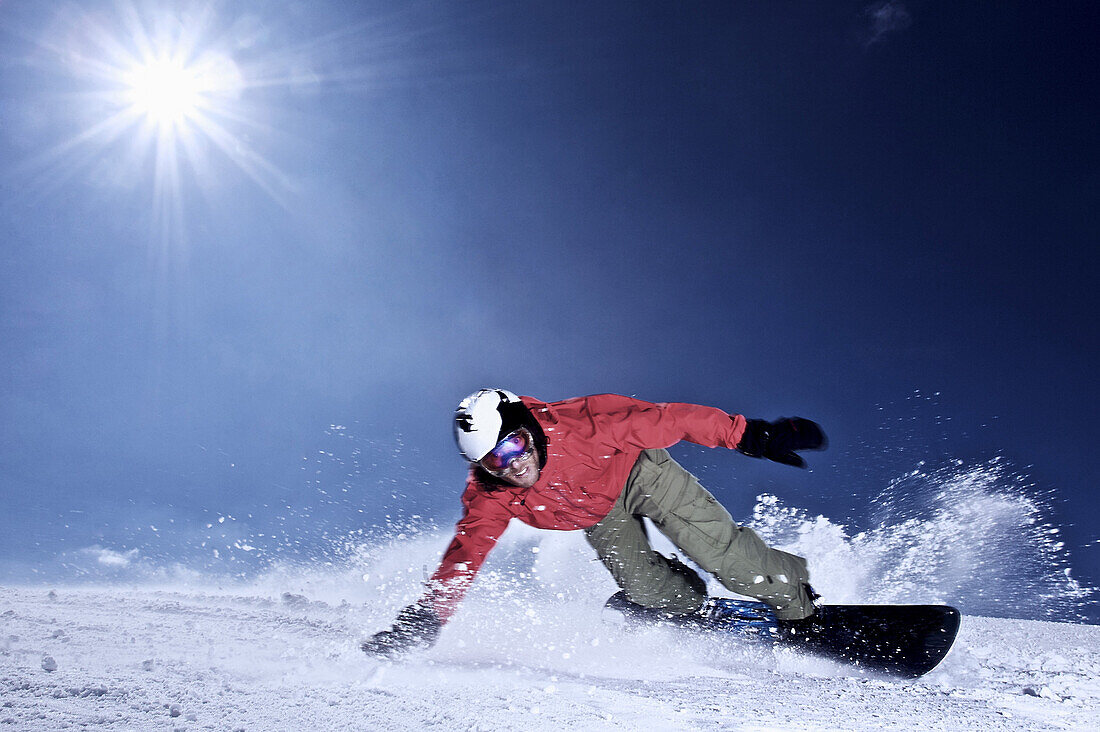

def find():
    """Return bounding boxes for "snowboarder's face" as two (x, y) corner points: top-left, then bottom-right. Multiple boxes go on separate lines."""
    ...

(495, 447), (540, 488)
(479, 429), (540, 488)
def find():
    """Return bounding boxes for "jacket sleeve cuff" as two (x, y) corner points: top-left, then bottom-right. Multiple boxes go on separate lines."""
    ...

(730, 413), (748, 448)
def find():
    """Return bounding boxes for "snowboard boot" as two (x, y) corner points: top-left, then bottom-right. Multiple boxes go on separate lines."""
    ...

(669, 554), (709, 610)
(605, 556), (711, 625)
(774, 584), (824, 641)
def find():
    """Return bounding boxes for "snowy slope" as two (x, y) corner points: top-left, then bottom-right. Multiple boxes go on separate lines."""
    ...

(3, 467), (1096, 731)
(2, 583), (1098, 731)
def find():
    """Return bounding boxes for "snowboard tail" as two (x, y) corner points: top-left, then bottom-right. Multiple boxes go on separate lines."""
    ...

(603, 592), (961, 679)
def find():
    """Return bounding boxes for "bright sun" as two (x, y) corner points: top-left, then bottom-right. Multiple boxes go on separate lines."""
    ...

(123, 56), (205, 127)
(28, 0), (313, 248)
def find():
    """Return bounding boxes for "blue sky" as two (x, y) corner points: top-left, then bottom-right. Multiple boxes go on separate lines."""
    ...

(1, 1), (1097, 613)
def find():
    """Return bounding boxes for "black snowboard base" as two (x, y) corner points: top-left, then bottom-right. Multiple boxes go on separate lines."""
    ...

(603, 592), (961, 679)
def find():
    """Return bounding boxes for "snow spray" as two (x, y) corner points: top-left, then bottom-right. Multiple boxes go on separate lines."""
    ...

(747, 458), (1095, 622)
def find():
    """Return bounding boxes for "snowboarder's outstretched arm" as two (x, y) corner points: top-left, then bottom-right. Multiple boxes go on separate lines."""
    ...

(579, 395), (826, 469)
(361, 485), (511, 658)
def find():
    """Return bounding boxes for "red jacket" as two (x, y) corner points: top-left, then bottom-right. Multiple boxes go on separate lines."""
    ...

(424, 394), (748, 621)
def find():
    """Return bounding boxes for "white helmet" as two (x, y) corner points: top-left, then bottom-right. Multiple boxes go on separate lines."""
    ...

(453, 388), (525, 462)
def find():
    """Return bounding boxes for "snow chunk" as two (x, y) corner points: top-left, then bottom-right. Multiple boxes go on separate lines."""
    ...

(83, 546), (140, 568)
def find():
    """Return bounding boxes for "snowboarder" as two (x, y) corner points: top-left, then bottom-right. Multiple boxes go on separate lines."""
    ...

(362, 389), (827, 657)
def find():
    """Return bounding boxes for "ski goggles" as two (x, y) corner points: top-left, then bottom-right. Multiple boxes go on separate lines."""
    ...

(479, 428), (535, 476)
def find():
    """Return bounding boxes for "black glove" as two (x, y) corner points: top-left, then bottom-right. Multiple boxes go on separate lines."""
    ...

(737, 418), (827, 469)
(360, 602), (442, 658)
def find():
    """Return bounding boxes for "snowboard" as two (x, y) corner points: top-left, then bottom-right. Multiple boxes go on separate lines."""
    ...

(603, 592), (961, 679)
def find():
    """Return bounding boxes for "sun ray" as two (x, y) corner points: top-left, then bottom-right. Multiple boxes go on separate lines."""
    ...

(187, 110), (297, 206)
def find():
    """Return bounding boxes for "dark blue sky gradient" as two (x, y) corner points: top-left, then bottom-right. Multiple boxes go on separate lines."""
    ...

(1, 1), (1097, 608)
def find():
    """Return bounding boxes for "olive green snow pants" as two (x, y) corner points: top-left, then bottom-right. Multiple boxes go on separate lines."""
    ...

(583, 449), (815, 620)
